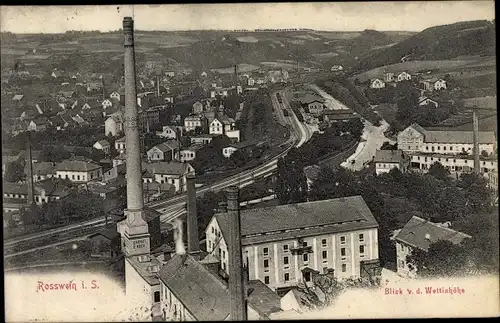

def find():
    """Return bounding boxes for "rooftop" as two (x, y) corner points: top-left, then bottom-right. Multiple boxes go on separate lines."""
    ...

(149, 140), (179, 153)
(374, 149), (407, 163)
(394, 216), (471, 251)
(54, 160), (102, 172)
(215, 195), (378, 245)
(143, 162), (191, 176)
(409, 123), (496, 144)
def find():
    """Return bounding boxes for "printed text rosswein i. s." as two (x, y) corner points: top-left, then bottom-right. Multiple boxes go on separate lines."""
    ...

(385, 286), (466, 295)
(36, 280), (99, 292)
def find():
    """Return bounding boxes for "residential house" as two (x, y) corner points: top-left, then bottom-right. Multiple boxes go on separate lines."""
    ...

(27, 117), (50, 132)
(209, 114), (237, 136)
(420, 78), (447, 91)
(374, 149), (410, 175)
(105, 113), (124, 137)
(112, 152), (127, 167)
(102, 99), (113, 109)
(87, 82), (102, 93)
(397, 123), (496, 155)
(87, 226), (121, 259)
(147, 140), (180, 162)
(156, 125), (182, 140)
(93, 140), (111, 154)
(393, 216), (471, 278)
(299, 94), (326, 116)
(384, 72), (395, 83)
(488, 171), (498, 196)
(51, 70), (63, 78)
(54, 160), (103, 183)
(396, 71), (412, 82)
(26, 162), (55, 182)
(322, 109), (361, 124)
(248, 78), (255, 86)
(109, 91), (121, 101)
(115, 136), (127, 153)
(138, 107), (160, 132)
(222, 140), (259, 158)
(370, 78), (386, 89)
(330, 65), (343, 72)
(142, 162), (195, 193)
(190, 134), (222, 146)
(184, 115), (206, 133)
(179, 144), (203, 162)
(418, 97), (439, 108)
(158, 255), (282, 321)
(205, 195), (380, 292)
(409, 152), (497, 177)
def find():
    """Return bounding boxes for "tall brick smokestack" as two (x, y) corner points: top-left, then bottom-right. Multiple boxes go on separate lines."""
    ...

(26, 131), (35, 205)
(186, 173), (200, 254)
(123, 17), (144, 211)
(226, 186), (247, 321)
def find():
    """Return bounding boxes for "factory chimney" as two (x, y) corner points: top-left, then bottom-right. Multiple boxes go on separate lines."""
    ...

(186, 173), (200, 256)
(121, 16), (150, 257)
(472, 107), (480, 174)
(226, 186), (247, 321)
(26, 131), (35, 206)
(156, 75), (160, 98)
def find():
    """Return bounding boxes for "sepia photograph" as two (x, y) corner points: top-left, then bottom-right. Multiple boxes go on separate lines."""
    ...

(1, 2), (498, 321)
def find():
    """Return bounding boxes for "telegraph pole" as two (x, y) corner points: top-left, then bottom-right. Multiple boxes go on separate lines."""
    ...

(472, 107), (480, 174)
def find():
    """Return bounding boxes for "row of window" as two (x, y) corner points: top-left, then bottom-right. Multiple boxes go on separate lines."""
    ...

(263, 246), (366, 268)
(261, 234), (365, 256)
(262, 264), (349, 285)
(378, 163), (397, 168)
(425, 145), (471, 152)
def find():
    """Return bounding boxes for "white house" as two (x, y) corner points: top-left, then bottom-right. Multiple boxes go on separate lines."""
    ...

(409, 153), (497, 177)
(179, 144), (203, 162)
(142, 162), (194, 193)
(397, 123), (496, 156)
(370, 79), (386, 89)
(384, 72), (395, 82)
(192, 101), (204, 114)
(54, 160), (103, 183)
(418, 97), (439, 108)
(248, 78), (255, 86)
(156, 125), (182, 140)
(184, 115), (205, 132)
(421, 78), (447, 91)
(374, 150), (410, 175)
(115, 136), (126, 153)
(396, 71), (412, 82)
(209, 117), (224, 135)
(393, 216), (471, 278)
(105, 113), (124, 137)
(222, 140), (257, 158)
(331, 65), (343, 72)
(93, 139), (111, 154)
(110, 91), (121, 101)
(205, 196), (380, 292)
(102, 99), (113, 109)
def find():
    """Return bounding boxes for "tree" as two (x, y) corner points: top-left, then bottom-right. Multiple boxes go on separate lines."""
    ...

(457, 173), (491, 213)
(406, 240), (469, 278)
(39, 146), (71, 163)
(275, 156), (308, 205)
(4, 160), (26, 183)
(228, 149), (247, 168)
(428, 162), (450, 181)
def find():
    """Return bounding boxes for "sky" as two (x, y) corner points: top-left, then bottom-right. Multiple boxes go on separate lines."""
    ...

(0, 2), (495, 34)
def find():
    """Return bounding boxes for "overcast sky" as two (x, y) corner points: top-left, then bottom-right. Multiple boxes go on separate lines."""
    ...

(0, 2), (495, 34)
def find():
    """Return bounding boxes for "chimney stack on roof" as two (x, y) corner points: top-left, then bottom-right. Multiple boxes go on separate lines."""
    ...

(225, 186), (247, 321)
(186, 173), (200, 255)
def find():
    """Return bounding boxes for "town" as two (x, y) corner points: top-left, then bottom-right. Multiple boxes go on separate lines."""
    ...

(2, 4), (497, 322)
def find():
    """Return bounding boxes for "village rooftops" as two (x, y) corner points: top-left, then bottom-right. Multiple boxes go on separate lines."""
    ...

(126, 253), (162, 287)
(409, 151), (497, 161)
(394, 216), (471, 252)
(374, 150), (407, 163)
(298, 94), (326, 104)
(151, 141), (178, 152)
(25, 162), (55, 176)
(409, 123), (496, 144)
(215, 195), (378, 245)
(183, 144), (204, 151)
(158, 254), (281, 321)
(54, 160), (102, 172)
(142, 162), (191, 176)
(225, 139), (261, 150)
(115, 136), (126, 143)
(191, 134), (222, 139)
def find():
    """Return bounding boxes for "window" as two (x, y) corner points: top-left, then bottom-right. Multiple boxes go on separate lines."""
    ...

(208, 240), (211, 249)
(342, 264), (347, 272)
(321, 239), (327, 247)
(72, 175), (75, 180)
(304, 272), (311, 282)
(444, 146), (447, 151)
(284, 256), (289, 265)
(264, 276), (270, 284)
(154, 291), (160, 302)
(303, 253), (309, 262)
(222, 250), (225, 259)
(263, 247), (269, 256)
(284, 273), (290, 281)
(303, 241), (308, 247)
(77, 175), (80, 180)
(359, 245), (365, 254)
(322, 250), (327, 259)
(341, 248), (346, 257)
(212, 227), (214, 233)
(340, 236), (346, 245)
(264, 259), (269, 268)
(283, 244), (289, 252)
(399, 259), (405, 268)
(359, 234), (364, 242)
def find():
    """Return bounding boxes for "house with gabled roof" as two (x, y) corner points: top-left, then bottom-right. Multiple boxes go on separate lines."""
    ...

(374, 149), (410, 175)
(93, 139), (111, 154)
(54, 160), (103, 183)
(156, 125), (182, 140)
(141, 161), (194, 193)
(393, 216), (471, 278)
(147, 140), (180, 162)
(105, 112), (124, 137)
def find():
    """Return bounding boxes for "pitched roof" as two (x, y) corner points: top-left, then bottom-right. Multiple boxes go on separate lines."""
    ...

(12, 94), (24, 101)
(216, 196), (378, 245)
(142, 161), (190, 176)
(149, 140), (178, 153)
(374, 149), (406, 163)
(25, 162), (55, 176)
(158, 254), (231, 321)
(226, 139), (260, 150)
(115, 136), (126, 143)
(246, 280), (282, 318)
(298, 94), (325, 104)
(95, 139), (110, 147)
(394, 216), (471, 251)
(424, 130), (496, 144)
(54, 160), (102, 172)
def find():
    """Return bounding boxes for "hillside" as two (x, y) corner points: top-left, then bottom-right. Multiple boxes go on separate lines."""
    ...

(355, 20), (496, 72)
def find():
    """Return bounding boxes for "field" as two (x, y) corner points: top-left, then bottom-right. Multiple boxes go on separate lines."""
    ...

(211, 63), (261, 74)
(352, 56), (495, 82)
(260, 61), (298, 69)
